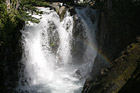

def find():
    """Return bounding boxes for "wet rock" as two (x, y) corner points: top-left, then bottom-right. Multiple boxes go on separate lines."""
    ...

(74, 69), (82, 79)
(82, 79), (93, 93)
(59, 6), (66, 15)
(69, 7), (76, 16)
(83, 42), (140, 93)
(136, 36), (140, 43)
(72, 15), (87, 64)
(90, 15), (95, 24)
(101, 68), (108, 75)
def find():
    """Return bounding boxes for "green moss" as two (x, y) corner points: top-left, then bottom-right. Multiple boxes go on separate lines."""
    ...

(55, 8), (59, 14)
(112, 62), (137, 92)
(87, 42), (140, 93)
(50, 42), (55, 47)
(60, 9), (67, 21)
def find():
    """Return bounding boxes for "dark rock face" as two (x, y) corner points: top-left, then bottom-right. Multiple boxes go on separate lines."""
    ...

(72, 15), (87, 64)
(83, 0), (140, 92)
(69, 7), (76, 16)
(41, 21), (60, 55)
(90, 10), (140, 80)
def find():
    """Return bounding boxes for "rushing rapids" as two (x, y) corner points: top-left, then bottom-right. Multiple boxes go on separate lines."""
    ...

(17, 7), (98, 93)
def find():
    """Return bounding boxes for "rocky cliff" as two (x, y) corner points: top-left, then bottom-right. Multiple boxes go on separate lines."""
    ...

(84, 38), (140, 93)
(83, 0), (140, 92)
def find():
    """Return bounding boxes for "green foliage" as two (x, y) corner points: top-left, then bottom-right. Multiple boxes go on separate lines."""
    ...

(15, 0), (50, 23)
(16, 0), (41, 22)
(0, 0), (50, 42)
(0, 0), (46, 50)
(0, 1), (8, 30)
(32, 0), (50, 7)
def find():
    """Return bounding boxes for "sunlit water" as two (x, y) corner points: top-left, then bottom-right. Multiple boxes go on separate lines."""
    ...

(17, 7), (98, 93)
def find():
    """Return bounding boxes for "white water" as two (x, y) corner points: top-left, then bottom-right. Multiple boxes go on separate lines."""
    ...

(17, 7), (98, 93)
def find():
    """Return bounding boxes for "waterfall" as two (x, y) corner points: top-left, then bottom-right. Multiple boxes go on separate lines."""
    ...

(17, 7), (98, 93)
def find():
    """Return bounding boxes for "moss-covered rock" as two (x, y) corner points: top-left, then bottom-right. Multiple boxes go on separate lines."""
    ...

(59, 7), (67, 21)
(83, 40), (140, 93)
(91, 0), (140, 86)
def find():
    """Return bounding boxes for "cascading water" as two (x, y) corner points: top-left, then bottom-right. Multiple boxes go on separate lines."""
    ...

(17, 7), (98, 93)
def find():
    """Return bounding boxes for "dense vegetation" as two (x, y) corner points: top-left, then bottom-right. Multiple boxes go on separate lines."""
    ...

(0, 0), (50, 55)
